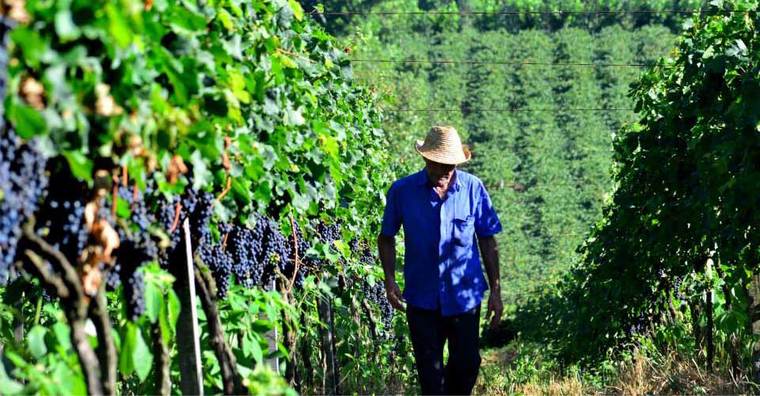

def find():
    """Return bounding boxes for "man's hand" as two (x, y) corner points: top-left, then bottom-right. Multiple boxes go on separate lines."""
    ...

(486, 290), (503, 329)
(385, 280), (406, 311)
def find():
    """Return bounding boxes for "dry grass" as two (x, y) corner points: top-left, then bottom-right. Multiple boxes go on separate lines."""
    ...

(473, 347), (595, 396)
(474, 346), (757, 396)
(607, 349), (753, 395)
(516, 377), (586, 396)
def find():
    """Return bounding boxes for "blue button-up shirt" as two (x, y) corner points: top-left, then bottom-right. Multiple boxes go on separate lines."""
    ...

(381, 168), (502, 316)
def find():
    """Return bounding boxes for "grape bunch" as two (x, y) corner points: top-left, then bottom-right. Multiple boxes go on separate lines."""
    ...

(363, 279), (393, 336)
(188, 191), (214, 245)
(0, 130), (49, 284)
(199, 243), (233, 297)
(109, 186), (159, 296)
(201, 216), (318, 293)
(157, 188), (214, 267)
(316, 221), (341, 245)
(226, 221), (265, 288)
(116, 188), (158, 261)
(260, 217), (291, 289)
(123, 268), (146, 321)
(157, 195), (182, 256)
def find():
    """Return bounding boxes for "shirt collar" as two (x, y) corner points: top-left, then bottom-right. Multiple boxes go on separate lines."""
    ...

(416, 168), (461, 192)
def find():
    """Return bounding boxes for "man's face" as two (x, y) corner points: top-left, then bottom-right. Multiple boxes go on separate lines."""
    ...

(424, 159), (456, 188)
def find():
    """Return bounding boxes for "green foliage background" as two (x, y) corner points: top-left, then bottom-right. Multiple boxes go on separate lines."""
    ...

(325, 0), (760, 384)
(332, 0), (676, 309)
(1, 0), (413, 394)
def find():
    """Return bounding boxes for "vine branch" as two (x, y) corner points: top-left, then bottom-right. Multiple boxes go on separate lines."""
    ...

(194, 255), (246, 395)
(152, 322), (171, 396)
(19, 217), (107, 395)
(90, 283), (117, 396)
(21, 219), (85, 309)
(22, 250), (69, 298)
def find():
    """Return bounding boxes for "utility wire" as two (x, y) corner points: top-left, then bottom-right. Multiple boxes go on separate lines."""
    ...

(312, 9), (748, 16)
(382, 108), (633, 112)
(350, 59), (652, 67)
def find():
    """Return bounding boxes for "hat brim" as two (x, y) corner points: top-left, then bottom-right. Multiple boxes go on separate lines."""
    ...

(415, 140), (471, 165)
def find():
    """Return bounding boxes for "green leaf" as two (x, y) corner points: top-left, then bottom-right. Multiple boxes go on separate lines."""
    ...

(105, 4), (133, 48)
(132, 327), (153, 381)
(8, 103), (47, 139)
(288, 0), (304, 21)
(52, 361), (86, 395)
(165, 67), (189, 104)
(144, 281), (163, 323)
(116, 195), (132, 219)
(10, 28), (47, 67)
(160, 290), (181, 342)
(217, 9), (235, 31)
(190, 150), (213, 190)
(62, 151), (94, 182)
(54, 10), (80, 41)
(0, 364), (24, 395)
(167, 290), (181, 328)
(168, 5), (208, 33)
(244, 334), (263, 363)
(251, 319), (273, 333)
(119, 325), (136, 377)
(52, 322), (72, 352)
(27, 326), (48, 359)
(228, 70), (251, 104)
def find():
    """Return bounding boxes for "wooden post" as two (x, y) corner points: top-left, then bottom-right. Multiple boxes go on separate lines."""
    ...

(750, 273), (760, 383)
(705, 257), (714, 373)
(266, 278), (280, 373)
(318, 297), (339, 395)
(176, 219), (204, 395)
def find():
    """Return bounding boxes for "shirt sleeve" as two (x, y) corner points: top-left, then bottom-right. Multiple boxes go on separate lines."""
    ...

(380, 182), (402, 237)
(474, 181), (502, 238)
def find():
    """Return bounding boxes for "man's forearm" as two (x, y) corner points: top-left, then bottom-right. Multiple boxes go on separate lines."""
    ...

(377, 234), (397, 284)
(478, 236), (500, 291)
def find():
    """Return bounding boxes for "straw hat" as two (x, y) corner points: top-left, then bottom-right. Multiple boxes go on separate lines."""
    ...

(415, 126), (471, 165)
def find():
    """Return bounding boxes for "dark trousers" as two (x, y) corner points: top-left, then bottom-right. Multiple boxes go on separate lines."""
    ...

(406, 305), (481, 395)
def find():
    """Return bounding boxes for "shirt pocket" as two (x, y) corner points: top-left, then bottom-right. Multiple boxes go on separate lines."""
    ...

(452, 214), (476, 247)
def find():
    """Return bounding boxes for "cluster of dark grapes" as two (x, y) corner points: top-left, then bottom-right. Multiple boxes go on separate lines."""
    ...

(364, 280), (393, 335)
(199, 216), (339, 295)
(672, 275), (686, 300)
(199, 243), (234, 297)
(0, 130), (49, 284)
(260, 217), (291, 289)
(157, 188), (214, 267)
(123, 269), (145, 321)
(225, 220), (264, 289)
(157, 195), (183, 256)
(316, 221), (340, 245)
(354, 244), (393, 336)
(210, 216), (293, 293)
(113, 188), (159, 268)
(109, 187), (161, 320)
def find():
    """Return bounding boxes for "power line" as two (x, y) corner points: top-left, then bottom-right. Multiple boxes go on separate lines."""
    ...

(350, 59), (651, 67)
(382, 108), (634, 113)
(312, 9), (748, 16)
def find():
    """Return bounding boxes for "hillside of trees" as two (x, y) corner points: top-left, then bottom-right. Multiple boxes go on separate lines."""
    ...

(320, 0), (760, 393)
(328, 0), (677, 308)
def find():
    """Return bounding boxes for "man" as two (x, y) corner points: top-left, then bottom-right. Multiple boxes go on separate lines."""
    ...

(378, 126), (503, 395)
